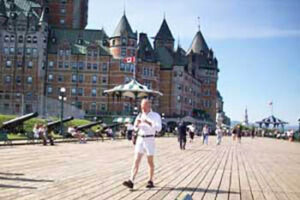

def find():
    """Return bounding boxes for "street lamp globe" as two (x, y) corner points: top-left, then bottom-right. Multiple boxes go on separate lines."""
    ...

(60, 87), (66, 93)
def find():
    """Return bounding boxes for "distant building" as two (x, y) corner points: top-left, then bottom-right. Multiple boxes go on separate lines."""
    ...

(216, 91), (231, 127)
(0, 0), (221, 125)
(35, 0), (89, 29)
(0, 0), (48, 114)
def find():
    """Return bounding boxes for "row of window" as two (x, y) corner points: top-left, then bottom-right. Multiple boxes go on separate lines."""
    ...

(0, 93), (35, 100)
(4, 60), (34, 68)
(143, 67), (154, 77)
(111, 38), (136, 47)
(4, 35), (38, 44)
(49, 61), (108, 71)
(177, 96), (212, 108)
(120, 48), (135, 57)
(47, 86), (105, 97)
(120, 63), (134, 72)
(3, 47), (38, 56)
(177, 84), (201, 97)
(4, 76), (33, 84)
(58, 49), (102, 57)
(47, 74), (107, 84)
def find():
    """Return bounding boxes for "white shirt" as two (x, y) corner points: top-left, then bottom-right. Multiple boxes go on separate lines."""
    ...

(188, 125), (195, 132)
(216, 128), (223, 136)
(134, 111), (162, 136)
(203, 127), (209, 134)
(126, 123), (134, 131)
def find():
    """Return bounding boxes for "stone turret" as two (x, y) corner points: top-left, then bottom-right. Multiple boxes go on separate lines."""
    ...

(109, 13), (137, 59)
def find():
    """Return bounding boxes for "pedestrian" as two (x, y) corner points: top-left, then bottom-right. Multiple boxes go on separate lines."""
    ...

(188, 124), (195, 143)
(251, 126), (255, 139)
(237, 125), (242, 143)
(67, 126), (86, 143)
(232, 127), (237, 141)
(178, 122), (187, 150)
(122, 99), (162, 189)
(216, 126), (223, 145)
(202, 124), (209, 145)
(287, 129), (294, 142)
(126, 122), (134, 141)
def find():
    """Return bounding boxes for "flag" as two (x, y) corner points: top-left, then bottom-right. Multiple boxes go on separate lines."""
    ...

(123, 56), (136, 63)
(268, 101), (273, 106)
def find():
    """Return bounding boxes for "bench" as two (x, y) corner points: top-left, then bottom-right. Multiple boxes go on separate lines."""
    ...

(0, 131), (12, 145)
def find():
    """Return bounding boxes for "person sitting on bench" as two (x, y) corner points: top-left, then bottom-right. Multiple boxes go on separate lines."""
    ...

(67, 126), (86, 143)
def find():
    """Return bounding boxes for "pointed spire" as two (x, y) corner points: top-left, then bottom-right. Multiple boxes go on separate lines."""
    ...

(154, 17), (174, 41)
(187, 30), (209, 55)
(123, 0), (126, 15)
(0, 0), (7, 19)
(112, 13), (137, 39)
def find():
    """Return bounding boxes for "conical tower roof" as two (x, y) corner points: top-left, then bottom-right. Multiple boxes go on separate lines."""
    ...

(112, 14), (136, 39)
(0, 0), (7, 18)
(154, 18), (174, 41)
(187, 31), (209, 55)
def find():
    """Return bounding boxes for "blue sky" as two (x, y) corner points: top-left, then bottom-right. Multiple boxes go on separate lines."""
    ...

(87, 0), (300, 125)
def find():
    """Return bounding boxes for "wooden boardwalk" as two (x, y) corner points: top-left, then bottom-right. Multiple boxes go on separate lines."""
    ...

(0, 137), (300, 200)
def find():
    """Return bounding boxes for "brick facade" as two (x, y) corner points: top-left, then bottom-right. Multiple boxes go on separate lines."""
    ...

(0, 0), (220, 124)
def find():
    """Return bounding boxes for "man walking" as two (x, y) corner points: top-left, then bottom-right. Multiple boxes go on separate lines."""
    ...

(202, 124), (209, 145)
(178, 122), (187, 150)
(216, 126), (223, 145)
(123, 99), (162, 189)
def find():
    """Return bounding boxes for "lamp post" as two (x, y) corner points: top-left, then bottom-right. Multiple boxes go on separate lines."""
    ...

(59, 87), (66, 135)
(133, 106), (138, 116)
(162, 113), (165, 121)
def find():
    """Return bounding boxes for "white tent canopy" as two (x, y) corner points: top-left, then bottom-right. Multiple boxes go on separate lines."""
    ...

(104, 79), (163, 99)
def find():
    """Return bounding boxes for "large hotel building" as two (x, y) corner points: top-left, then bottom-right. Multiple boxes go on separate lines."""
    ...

(0, 0), (230, 127)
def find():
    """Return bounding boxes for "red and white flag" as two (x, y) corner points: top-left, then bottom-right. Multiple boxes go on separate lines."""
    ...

(123, 56), (136, 63)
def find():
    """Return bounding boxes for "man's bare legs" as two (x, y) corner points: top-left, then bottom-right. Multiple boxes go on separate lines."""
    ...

(130, 153), (143, 182)
(147, 155), (154, 182)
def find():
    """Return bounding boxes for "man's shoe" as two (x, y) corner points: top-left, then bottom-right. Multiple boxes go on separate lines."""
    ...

(146, 180), (154, 188)
(123, 180), (134, 189)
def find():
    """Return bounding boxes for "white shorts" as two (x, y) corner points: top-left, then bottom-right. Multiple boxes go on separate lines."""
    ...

(135, 137), (155, 156)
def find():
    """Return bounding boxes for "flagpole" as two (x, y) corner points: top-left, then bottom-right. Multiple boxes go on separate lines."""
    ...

(133, 56), (136, 80)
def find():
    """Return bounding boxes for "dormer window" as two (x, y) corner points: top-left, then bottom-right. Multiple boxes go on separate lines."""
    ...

(10, 35), (15, 42)
(18, 36), (23, 43)
(4, 35), (9, 42)
(122, 37), (127, 46)
(33, 36), (37, 43)
(77, 39), (83, 45)
(27, 36), (32, 43)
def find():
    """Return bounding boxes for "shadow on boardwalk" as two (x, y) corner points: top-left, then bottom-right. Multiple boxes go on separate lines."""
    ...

(0, 184), (37, 189)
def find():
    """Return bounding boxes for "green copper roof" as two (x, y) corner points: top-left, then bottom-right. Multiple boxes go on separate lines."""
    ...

(187, 31), (209, 55)
(48, 28), (110, 56)
(154, 19), (174, 41)
(137, 33), (156, 62)
(155, 47), (174, 69)
(174, 46), (188, 66)
(112, 14), (137, 39)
